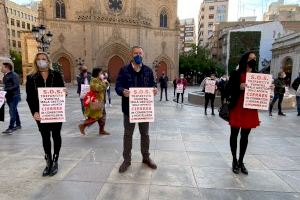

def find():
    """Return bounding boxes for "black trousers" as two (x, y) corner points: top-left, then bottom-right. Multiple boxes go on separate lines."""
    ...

(123, 115), (150, 162)
(230, 127), (251, 163)
(204, 93), (215, 112)
(269, 93), (284, 113)
(160, 87), (168, 101)
(37, 122), (62, 156)
(177, 92), (184, 103)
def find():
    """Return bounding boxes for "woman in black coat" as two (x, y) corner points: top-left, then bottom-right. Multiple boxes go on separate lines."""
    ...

(225, 51), (260, 175)
(26, 52), (65, 177)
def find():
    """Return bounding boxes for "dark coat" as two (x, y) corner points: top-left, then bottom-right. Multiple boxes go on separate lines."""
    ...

(292, 77), (300, 91)
(76, 72), (92, 94)
(115, 63), (156, 116)
(159, 75), (169, 88)
(273, 78), (286, 94)
(225, 70), (242, 109)
(26, 70), (65, 116)
(3, 71), (20, 99)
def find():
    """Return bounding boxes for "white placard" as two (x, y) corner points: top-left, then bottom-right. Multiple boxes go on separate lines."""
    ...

(243, 73), (272, 110)
(176, 84), (184, 94)
(38, 87), (66, 123)
(205, 80), (217, 94)
(0, 91), (6, 108)
(80, 84), (90, 99)
(129, 88), (154, 123)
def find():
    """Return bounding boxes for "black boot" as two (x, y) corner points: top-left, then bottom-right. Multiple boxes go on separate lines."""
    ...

(239, 162), (248, 175)
(232, 159), (239, 174)
(49, 154), (59, 176)
(204, 109), (207, 115)
(43, 154), (52, 177)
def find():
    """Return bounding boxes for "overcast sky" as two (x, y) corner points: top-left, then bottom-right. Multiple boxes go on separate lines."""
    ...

(11, 0), (300, 22)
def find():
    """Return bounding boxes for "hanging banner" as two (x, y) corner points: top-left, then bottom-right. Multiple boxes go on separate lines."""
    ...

(38, 87), (66, 123)
(0, 91), (6, 108)
(205, 80), (217, 94)
(80, 84), (90, 99)
(243, 73), (272, 110)
(129, 87), (154, 123)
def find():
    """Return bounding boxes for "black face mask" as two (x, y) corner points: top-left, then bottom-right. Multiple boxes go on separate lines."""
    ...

(247, 59), (257, 70)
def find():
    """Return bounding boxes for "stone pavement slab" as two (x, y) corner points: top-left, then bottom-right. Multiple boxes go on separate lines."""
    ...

(0, 86), (300, 200)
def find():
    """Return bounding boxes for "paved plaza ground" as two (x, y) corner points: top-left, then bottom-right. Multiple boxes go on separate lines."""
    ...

(0, 86), (300, 200)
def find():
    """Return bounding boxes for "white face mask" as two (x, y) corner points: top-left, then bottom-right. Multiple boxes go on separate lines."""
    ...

(37, 60), (49, 69)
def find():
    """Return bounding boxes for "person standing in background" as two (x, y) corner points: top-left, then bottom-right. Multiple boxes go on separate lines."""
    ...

(176, 74), (187, 104)
(77, 66), (92, 115)
(292, 71), (300, 116)
(218, 75), (228, 106)
(104, 72), (112, 107)
(203, 73), (218, 115)
(159, 71), (169, 101)
(173, 78), (177, 98)
(269, 71), (287, 116)
(2, 62), (21, 134)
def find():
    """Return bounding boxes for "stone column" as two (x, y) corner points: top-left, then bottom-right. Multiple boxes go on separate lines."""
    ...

(0, 0), (10, 81)
(0, 0), (9, 58)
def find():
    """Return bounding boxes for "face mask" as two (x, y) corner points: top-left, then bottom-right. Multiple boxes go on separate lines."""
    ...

(133, 55), (143, 65)
(82, 70), (87, 73)
(247, 59), (257, 70)
(99, 74), (105, 80)
(37, 60), (48, 69)
(180, 76), (184, 79)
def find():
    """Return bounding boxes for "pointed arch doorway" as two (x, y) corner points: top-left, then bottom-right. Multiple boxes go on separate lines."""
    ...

(108, 55), (125, 82)
(58, 57), (71, 83)
(156, 61), (168, 80)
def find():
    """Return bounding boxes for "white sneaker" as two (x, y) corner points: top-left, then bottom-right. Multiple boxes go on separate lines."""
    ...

(109, 104), (112, 107)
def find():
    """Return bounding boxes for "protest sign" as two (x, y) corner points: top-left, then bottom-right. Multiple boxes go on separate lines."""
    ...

(176, 84), (184, 94)
(80, 84), (90, 99)
(38, 87), (66, 123)
(0, 91), (6, 108)
(205, 80), (217, 94)
(243, 73), (272, 110)
(129, 87), (154, 123)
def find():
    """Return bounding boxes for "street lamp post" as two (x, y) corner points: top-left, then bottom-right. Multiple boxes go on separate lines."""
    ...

(31, 25), (53, 52)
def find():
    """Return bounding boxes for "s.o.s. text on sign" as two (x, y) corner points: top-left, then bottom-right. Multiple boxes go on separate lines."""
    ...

(38, 87), (66, 123)
(243, 73), (272, 110)
(129, 88), (154, 123)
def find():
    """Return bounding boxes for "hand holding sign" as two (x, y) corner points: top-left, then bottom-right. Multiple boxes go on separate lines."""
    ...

(0, 91), (7, 108)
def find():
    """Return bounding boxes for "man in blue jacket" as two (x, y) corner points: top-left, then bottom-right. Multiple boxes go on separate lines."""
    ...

(116, 46), (158, 173)
(2, 62), (21, 134)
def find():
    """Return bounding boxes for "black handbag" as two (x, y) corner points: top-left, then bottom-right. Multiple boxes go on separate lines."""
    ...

(218, 102), (229, 122)
(0, 104), (4, 122)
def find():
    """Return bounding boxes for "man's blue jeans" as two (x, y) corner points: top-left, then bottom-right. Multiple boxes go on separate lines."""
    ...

(7, 95), (21, 129)
(296, 96), (300, 114)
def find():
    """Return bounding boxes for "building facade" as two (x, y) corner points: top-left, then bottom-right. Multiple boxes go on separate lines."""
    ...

(33, 0), (179, 83)
(209, 21), (300, 74)
(179, 18), (196, 53)
(263, 0), (300, 21)
(271, 32), (300, 86)
(5, 0), (38, 54)
(238, 16), (257, 22)
(198, 0), (228, 47)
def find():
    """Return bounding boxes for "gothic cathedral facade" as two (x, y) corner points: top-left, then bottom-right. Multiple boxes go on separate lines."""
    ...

(39, 0), (179, 83)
